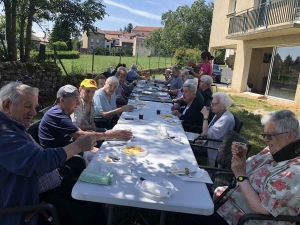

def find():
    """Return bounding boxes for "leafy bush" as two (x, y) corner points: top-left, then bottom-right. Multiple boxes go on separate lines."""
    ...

(30, 51), (80, 61)
(94, 47), (110, 56)
(214, 49), (225, 65)
(123, 48), (133, 56)
(52, 41), (68, 51)
(173, 47), (201, 67)
(110, 47), (124, 56)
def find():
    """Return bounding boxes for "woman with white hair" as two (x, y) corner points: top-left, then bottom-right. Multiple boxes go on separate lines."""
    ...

(126, 63), (148, 83)
(199, 75), (213, 105)
(172, 82), (204, 127)
(195, 92), (235, 166)
(93, 76), (134, 125)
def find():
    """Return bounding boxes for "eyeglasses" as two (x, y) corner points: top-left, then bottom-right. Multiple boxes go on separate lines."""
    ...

(261, 132), (289, 141)
(210, 102), (220, 107)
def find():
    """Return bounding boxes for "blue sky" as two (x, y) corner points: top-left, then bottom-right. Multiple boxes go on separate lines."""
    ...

(30, 0), (214, 37)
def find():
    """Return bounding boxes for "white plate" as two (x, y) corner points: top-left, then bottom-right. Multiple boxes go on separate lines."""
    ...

(106, 139), (131, 146)
(120, 145), (149, 157)
(137, 84), (145, 88)
(164, 119), (181, 125)
(169, 163), (204, 179)
(132, 93), (140, 97)
(185, 132), (200, 141)
(135, 88), (143, 92)
(142, 91), (152, 95)
(158, 92), (168, 96)
(135, 177), (176, 200)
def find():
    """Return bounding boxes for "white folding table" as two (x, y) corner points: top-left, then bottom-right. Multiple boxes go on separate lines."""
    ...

(72, 101), (214, 225)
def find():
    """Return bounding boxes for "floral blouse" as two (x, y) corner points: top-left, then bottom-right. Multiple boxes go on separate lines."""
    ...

(71, 98), (95, 126)
(217, 147), (300, 225)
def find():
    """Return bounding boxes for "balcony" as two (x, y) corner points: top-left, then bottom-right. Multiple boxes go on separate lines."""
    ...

(227, 0), (300, 40)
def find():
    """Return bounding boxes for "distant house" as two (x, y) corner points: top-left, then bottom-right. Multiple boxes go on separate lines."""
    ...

(82, 28), (105, 53)
(131, 26), (162, 56)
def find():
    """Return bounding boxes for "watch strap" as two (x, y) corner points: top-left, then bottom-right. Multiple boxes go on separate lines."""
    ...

(236, 176), (248, 182)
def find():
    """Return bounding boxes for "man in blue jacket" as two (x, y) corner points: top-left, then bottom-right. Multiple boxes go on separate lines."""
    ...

(0, 82), (98, 225)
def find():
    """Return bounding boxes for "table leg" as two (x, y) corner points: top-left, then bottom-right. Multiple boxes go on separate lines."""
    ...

(159, 211), (166, 225)
(107, 204), (114, 225)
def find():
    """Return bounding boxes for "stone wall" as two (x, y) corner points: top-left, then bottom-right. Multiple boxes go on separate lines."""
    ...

(0, 62), (169, 105)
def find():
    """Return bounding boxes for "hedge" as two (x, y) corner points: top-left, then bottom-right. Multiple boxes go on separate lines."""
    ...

(31, 51), (80, 60)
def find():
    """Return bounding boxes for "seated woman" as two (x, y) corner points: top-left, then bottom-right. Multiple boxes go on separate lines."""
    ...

(194, 92), (235, 166)
(199, 75), (213, 105)
(93, 76), (134, 126)
(171, 82), (204, 127)
(94, 74), (106, 89)
(163, 68), (172, 80)
(115, 67), (137, 106)
(185, 110), (300, 225)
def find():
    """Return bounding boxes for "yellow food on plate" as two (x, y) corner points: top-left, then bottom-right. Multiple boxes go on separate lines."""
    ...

(137, 103), (147, 107)
(123, 146), (143, 155)
(161, 114), (173, 119)
(105, 157), (112, 162)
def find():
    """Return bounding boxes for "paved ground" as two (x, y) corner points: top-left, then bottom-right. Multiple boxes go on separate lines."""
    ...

(213, 66), (233, 88)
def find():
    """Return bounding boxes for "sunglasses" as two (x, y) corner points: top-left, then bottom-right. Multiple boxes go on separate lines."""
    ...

(260, 132), (289, 141)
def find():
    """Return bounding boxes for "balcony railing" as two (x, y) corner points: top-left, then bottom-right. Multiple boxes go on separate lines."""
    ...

(228, 0), (300, 35)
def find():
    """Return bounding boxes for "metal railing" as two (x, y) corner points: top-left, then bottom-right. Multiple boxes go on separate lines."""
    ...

(228, 0), (300, 35)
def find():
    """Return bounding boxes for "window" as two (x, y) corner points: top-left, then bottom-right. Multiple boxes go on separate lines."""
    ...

(97, 39), (99, 43)
(91, 39), (94, 43)
(228, 0), (237, 13)
(106, 45), (109, 48)
(142, 33), (144, 36)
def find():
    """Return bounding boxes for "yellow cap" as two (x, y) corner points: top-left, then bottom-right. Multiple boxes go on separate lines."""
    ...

(80, 79), (98, 89)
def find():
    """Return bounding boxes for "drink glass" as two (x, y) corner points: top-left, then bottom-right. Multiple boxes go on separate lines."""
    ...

(161, 98), (165, 103)
(157, 109), (161, 115)
(235, 142), (247, 157)
(139, 113), (144, 120)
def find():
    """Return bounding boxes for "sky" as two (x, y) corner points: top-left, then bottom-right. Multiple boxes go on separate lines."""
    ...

(26, 0), (214, 38)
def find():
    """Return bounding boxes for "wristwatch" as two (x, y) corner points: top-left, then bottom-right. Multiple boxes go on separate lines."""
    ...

(236, 176), (248, 182)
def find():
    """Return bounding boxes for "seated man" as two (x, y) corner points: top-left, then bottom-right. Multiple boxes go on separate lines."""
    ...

(126, 63), (148, 83)
(93, 76), (134, 125)
(158, 66), (183, 91)
(94, 74), (106, 89)
(199, 75), (213, 106)
(115, 67), (137, 107)
(0, 82), (102, 225)
(171, 82), (204, 127)
(39, 84), (132, 163)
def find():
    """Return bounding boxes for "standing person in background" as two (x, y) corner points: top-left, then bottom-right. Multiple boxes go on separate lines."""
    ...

(188, 51), (214, 91)
(94, 74), (106, 89)
(126, 64), (148, 83)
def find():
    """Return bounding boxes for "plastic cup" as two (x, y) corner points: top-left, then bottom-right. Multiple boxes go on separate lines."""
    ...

(139, 113), (144, 120)
(157, 109), (161, 115)
(235, 142), (247, 157)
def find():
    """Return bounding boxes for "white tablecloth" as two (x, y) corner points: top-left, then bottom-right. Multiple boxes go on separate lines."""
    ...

(72, 100), (214, 215)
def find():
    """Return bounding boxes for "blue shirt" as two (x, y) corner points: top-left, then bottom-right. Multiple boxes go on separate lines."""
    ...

(39, 105), (80, 148)
(127, 69), (138, 82)
(93, 87), (117, 118)
(168, 75), (183, 90)
(0, 112), (66, 225)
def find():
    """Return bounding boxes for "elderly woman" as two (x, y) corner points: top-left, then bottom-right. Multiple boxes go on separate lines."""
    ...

(93, 76), (134, 125)
(186, 109), (300, 225)
(171, 82), (204, 127)
(195, 92), (235, 166)
(199, 75), (213, 104)
(94, 74), (106, 89)
(126, 63), (148, 83)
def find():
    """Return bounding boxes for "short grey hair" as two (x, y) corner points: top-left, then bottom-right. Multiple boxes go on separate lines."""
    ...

(181, 70), (189, 76)
(200, 75), (213, 86)
(106, 76), (119, 84)
(183, 82), (197, 94)
(0, 82), (39, 111)
(131, 63), (137, 70)
(165, 69), (172, 74)
(261, 110), (300, 137)
(212, 92), (232, 109)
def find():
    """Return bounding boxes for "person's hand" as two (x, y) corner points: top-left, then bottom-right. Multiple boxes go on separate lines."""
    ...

(201, 106), (210, 119)
(106, 130), (132, 140)
(116, 95), (121, 99)
(172, 110), (180, 117)
(75, 133), (97, 152)
(231, 142), (248, 159)
(195, 139), (203, 144)
(132, 80), (138, 86)
(121, 104), (134, 112)
(90, 147), (99, 153)
(231, 154), (247, 177)
(162, 88), (168, 92)
(185, 66), (193, 71)
(171, 105), (179, 111)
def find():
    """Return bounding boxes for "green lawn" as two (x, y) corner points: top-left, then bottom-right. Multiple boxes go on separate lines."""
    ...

(59, 55), (173, 75)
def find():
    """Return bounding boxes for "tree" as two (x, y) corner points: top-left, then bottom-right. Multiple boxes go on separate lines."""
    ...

(1, 0), (107, 62)
(125, 23), (133, 33)
(50, 20), (71, 43)
(145, 28), (165, 54)
(145, 0), (213, 55)
(123, 26), (127, 32)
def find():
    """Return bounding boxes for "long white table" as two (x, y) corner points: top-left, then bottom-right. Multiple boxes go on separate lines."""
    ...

(72, 100), (214, 225)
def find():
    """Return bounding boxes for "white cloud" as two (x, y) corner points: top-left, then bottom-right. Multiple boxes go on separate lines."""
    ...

(147, 0), (160, 6)
(104, 15), (142, 26)
(103, 0), (161, 20)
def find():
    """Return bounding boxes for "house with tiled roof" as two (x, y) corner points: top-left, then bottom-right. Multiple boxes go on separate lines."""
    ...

(131, 26), (162, 37)
(82, 28), (106, 53)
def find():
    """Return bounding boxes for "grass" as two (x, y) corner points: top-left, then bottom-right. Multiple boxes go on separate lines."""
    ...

(59, 55), (173, 75)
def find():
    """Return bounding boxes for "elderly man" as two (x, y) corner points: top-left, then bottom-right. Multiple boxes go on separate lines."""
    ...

(159, 66), (183, 91)
(115, 67), (137, 106)
(94, 76), (134, 124)
(39, 84), (132, 162)
(126, 63), (148, 83)
(0, 82), (101, 225)
(171, 82), (204, 127)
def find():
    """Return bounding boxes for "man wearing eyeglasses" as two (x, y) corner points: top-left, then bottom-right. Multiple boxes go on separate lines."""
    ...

(184, 109), (300, 225)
